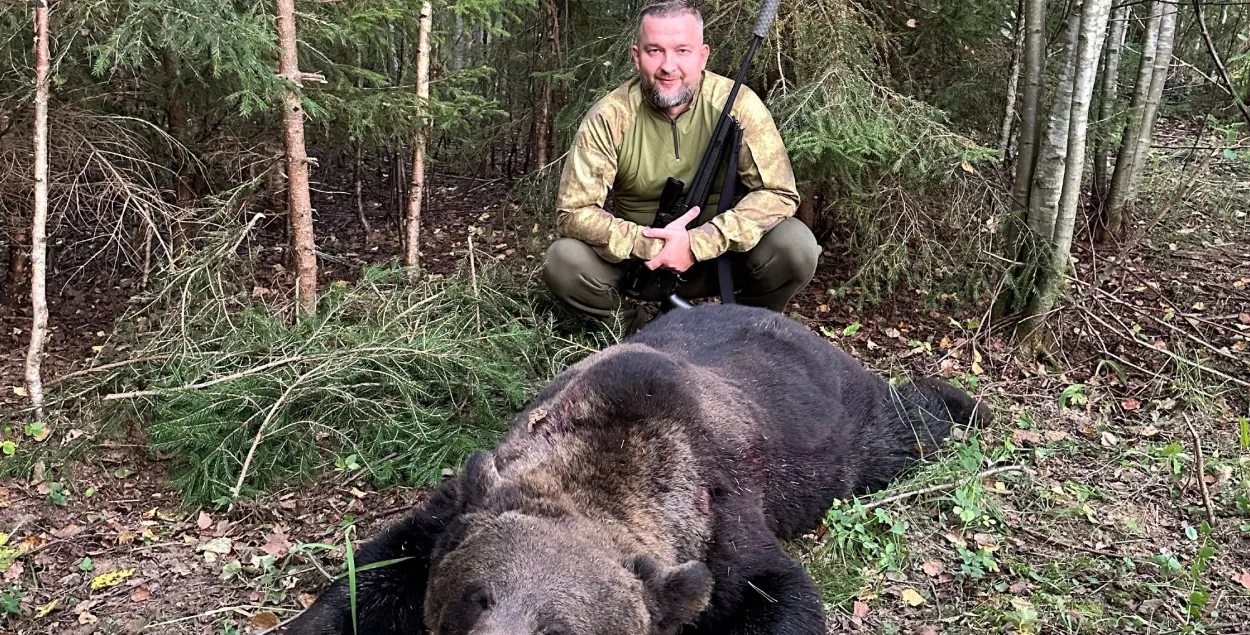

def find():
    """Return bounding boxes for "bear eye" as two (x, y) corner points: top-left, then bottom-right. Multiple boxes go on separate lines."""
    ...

(465, 585), (495, 611)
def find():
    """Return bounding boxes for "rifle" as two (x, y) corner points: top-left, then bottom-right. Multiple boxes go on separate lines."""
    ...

(620, 0), (782, 311)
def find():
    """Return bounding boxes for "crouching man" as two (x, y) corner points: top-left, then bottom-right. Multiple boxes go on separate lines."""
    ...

(543, 0), (820, 332)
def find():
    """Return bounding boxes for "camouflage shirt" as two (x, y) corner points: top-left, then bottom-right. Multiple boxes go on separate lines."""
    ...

(554, 71), (800, 263)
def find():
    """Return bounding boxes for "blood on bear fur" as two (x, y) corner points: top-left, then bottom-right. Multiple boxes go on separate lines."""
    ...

(282, 303), (991, 635)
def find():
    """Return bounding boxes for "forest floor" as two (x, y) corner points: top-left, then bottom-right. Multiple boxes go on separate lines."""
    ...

(1, 136), (1248, 635)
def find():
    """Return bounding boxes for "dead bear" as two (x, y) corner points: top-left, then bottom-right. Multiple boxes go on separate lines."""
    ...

(282, 302), (990, 635)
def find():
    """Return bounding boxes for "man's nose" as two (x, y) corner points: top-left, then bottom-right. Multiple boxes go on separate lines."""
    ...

(660, 51), (679, 74)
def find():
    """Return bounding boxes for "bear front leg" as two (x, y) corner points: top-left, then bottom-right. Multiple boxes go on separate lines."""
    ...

(280, 477), (462, 635)
(695, 550), (825, 635)
(689, 501), (825, 635)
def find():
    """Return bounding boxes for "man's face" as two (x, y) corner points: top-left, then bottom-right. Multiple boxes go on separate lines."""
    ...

(631, 13), (710, 112)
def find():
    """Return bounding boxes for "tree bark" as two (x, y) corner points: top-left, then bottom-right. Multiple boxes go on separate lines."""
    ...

(999, 0), (1027, 164)
(1120, 4), (1177, 207)
(1009, 0), (1048, 215)
(1018, 0), (1114, 346)
(1101, 0), (1166, 240)
(275, 0), (318, 316)
(405, 1), (432, 269)
(1026, 0), (1083, 241)
(1093, 3), (1129, 202)
(26, 0), (51, 420)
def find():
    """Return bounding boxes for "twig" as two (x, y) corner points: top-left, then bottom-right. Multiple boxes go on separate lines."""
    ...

(46, 354), (174, 387)
(103, 355), (303, 400)
(1183, 415), (1216, 528)
(232, 365), (324, 499)
(861, 465), (1035, 511)
(1011, 523), (1131, 560)
(1192, 0), (1250, 127)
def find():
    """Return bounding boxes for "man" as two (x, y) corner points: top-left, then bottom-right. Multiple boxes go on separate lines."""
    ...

(543, 0), (820, 331)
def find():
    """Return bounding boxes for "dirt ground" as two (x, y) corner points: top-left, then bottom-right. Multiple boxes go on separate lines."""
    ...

(1, 145), (1248, 634)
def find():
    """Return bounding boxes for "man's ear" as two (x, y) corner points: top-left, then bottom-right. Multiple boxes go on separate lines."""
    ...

(631, 44), (642, 70)
(625, 555), (714, 632)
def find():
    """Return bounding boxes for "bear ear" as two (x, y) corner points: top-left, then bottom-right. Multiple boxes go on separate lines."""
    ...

(625, 555), (713, 631)
(459, 451), (500, 510)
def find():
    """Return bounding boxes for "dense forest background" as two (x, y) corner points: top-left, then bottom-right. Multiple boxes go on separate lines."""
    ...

(1, 0), (1248, 632)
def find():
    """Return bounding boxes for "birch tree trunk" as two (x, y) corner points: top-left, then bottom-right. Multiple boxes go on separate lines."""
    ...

(1093, 3), (1129, 201)
(1018, 0), (1113, 345)
(1009, 0), (1048, 213)
(1025, 1), (1083, 241)
(1121, 4), (1177, 205)
(25, 0), (51, 420)
(1101, 0), (1166, 240)
(164, 50), (191, 257)
(999, 0), (1027, 164)
(405, 1), (432, 268)
(275, 0), (318, 316)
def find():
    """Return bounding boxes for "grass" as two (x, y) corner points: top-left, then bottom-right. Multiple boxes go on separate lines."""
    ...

(2, 209), (612, 508)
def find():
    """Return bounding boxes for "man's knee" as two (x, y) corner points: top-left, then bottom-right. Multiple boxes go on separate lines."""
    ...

(751, 217), (821, 283)
(542, 238), (590, 299)
(542, 238), (625, 315)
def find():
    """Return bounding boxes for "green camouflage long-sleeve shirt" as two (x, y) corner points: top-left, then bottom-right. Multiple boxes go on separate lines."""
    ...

(554, 71), (800, 263)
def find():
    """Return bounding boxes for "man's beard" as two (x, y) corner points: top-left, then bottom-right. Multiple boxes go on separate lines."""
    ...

(642, 73), (698, 110)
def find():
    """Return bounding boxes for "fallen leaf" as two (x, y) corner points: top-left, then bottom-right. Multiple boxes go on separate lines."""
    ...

(901, 588), (926, 606)
(884, 327), (901, 339)
(1238, 313), (1250, 325)
(1234, 572), (1250, 590)
(79, 611), (99, 625)
(197, 537), (233, 556)
(36, 598), (58, 617)
(251, 611), (281, 629)
(197, 511), (212, 530)
(91, 568), (135, 590)
(4, 561), (23, 581)
(853, 600), (869, 618)
(906, 18), (917, 27)
(1101, 431), (1120, 446)
(261, 528), (291, 558)
(130, 585), (150, 602)
(1009, 580), (1030, 594)
(921, 560), (944, 577)
(1122, 398), (1141, 411)
(1043, 430), (1068, 443)
(298, 593), (319, 608)
(1012, 430), (1042, 446)
(12, 386), (27, 397)
(917, 626), (941, 635)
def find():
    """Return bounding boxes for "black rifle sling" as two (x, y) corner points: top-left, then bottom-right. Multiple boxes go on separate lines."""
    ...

(715, 122), (743, 304)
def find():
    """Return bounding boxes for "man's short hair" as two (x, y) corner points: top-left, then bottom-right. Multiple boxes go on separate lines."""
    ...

(636, 0), (704, 40)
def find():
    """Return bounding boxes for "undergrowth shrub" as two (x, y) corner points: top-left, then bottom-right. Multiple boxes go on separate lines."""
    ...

(37, 206), (607, 507)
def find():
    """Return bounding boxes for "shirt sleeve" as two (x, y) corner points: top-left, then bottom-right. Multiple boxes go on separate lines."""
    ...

(687, 87), (801, 262)
(554, 101), (663, 263)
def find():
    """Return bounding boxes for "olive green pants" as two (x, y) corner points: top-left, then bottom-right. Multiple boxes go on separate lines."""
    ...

(543, 217), (821, 321)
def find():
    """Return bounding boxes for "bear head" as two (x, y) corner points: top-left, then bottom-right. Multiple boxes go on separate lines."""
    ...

(422, 451), (714, 635)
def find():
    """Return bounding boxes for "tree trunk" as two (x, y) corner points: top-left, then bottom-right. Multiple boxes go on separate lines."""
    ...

(1009, 0), (1048, 214)
(1120, 4), (1177, 207)
(1093, 3), (1129, 203)
(1025, 0), (1083, 241)
(1101, 0), (1166, 240)
(275, 0), (318, 316)
(999, 0), (1027, 164)
(354, 143), (371, 239)
(26, 0), (51, 420)
(1017, 0), (1113, 346)
(405, 1), (432, 269)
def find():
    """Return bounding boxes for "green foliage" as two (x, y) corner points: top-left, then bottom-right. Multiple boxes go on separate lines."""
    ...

(46, 204), (600, 506)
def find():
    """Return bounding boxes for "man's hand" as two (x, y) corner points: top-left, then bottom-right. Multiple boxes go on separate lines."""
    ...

(643, 207), (699, 273)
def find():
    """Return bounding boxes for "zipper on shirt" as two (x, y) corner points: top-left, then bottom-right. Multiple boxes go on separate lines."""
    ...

(670, 118), (680, 160)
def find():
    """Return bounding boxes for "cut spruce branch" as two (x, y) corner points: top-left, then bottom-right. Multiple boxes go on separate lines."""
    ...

(102, 356), (304, 400)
